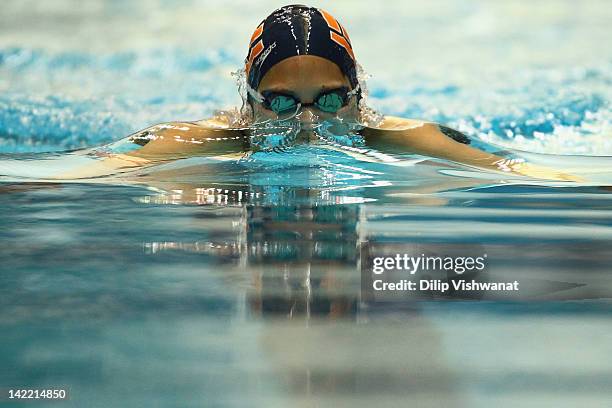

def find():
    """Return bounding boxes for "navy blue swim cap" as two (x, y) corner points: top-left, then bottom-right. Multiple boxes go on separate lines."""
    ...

(245, 5), (359, 93)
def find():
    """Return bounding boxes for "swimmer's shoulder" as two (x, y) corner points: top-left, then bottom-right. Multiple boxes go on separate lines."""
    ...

(365, 116), (471, 145)
(375, 115), (431, 130)
(134, 112), (236, 140)
(193, 115), (232, 129)
(132, 114), (240, 146)
(123, 115), (248, 158)
(361, 116), (435, 139)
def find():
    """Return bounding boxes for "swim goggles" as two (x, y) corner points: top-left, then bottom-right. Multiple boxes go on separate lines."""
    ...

(247, 84), (360, 116)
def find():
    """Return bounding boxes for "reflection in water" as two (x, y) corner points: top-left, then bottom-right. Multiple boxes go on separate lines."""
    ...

(2, 177), (612, 406)
(240, 200), (468, 402)
(142, 188), (365, 320)
(2, 141), (612, 407)
(132, 180), (612, 404)
(246, 204), (360, 320)
(139, 188), (467, 403)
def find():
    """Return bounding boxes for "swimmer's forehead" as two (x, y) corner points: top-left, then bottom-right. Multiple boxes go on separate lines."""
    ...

(257, 55), (351, 95)
(260, 83), (348, 93)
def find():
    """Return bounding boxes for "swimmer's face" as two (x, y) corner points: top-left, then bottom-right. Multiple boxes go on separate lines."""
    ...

(251, 55), (359, 127)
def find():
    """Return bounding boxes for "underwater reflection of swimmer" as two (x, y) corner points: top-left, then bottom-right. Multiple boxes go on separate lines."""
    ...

(246, 204), (360, 319)
(214, 198), (466, 404)
(132, 179), (612, 306)
(137, 183), (495, 315)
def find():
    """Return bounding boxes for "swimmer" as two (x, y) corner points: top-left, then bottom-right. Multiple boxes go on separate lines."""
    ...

(64, 4), (581, 182)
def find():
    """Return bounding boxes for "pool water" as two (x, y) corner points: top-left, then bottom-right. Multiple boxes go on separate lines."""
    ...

(1, 1), (612, 407)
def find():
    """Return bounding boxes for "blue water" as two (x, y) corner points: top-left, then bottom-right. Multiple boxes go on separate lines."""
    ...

(1, 1), (612, 407)
(1, 46), (610, 154)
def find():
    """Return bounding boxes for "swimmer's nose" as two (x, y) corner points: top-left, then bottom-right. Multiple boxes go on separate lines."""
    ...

(295, 108), (319, 127)
(295, 108), (323, 132)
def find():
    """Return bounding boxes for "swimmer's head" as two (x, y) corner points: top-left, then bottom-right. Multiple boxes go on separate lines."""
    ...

(245, 5), (359, 94)
(243, 5), (361, 125)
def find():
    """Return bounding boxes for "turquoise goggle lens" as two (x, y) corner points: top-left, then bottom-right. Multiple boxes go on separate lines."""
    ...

(269, 94), (299, 115)
(264, 89), (349, 115)
(315, 92), (345, 113)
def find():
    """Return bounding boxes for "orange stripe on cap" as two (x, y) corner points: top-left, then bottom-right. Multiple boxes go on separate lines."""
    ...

(319, 9), (341, 33)
(245, 39), (264, 75)
(330, 31), (355, 60)
(339, 22), (352, 46)
(249, 22), (264, 47)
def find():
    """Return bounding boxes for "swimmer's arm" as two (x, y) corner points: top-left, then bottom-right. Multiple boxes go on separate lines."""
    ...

(52, 118), (248, 180)
(362, 116), (582, 182)
(126, 119), (249, 159)
(363, 117), (498, 167)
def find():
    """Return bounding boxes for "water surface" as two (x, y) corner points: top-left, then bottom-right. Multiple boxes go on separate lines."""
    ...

(1, 1), (612, 407)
